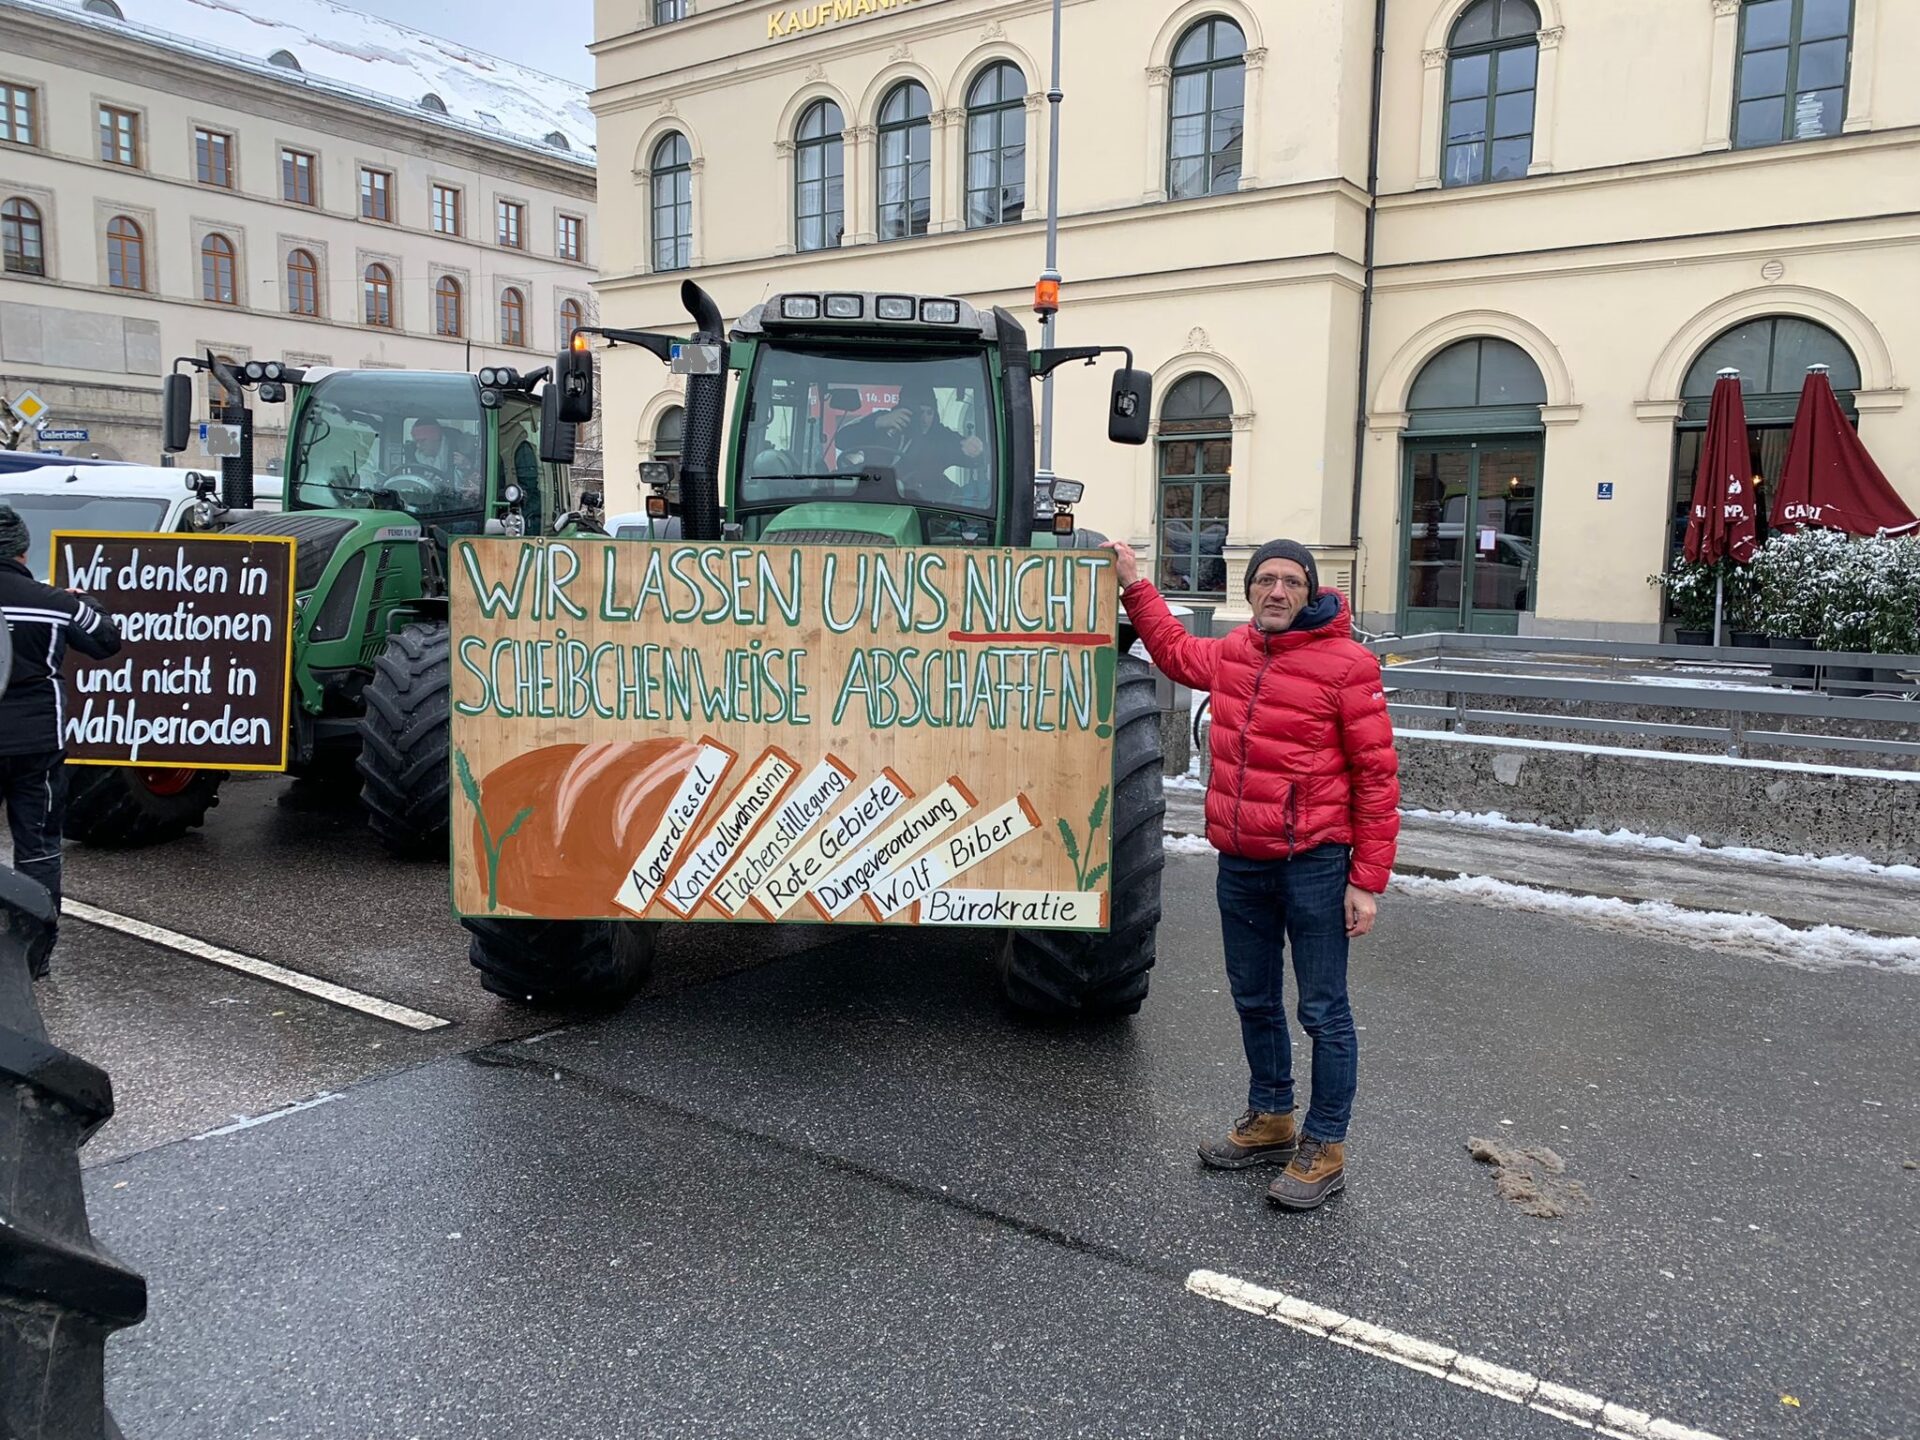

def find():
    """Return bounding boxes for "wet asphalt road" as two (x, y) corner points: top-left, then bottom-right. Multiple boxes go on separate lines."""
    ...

(33, 777), (1920, 1439)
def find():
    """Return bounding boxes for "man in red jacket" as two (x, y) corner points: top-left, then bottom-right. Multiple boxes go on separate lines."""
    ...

(1108, 537), (1399, 1210)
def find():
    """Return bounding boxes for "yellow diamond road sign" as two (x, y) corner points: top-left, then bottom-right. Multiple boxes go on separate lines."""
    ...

(8, 390), (48, 425)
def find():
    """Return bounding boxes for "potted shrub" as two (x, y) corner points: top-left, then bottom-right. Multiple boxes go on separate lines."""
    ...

(1724, 564), (1767, 651)
(1752, 529), (1835, 681)
(1867, 534), (1920, 687)
(1818, 535), (1888, 690)
(1648, 558), (1718, 645)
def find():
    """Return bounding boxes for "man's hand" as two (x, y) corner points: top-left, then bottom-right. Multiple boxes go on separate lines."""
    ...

(1344, 885), (1378, 938)
(1103, 540), (1139, 588)
(877, 409), (912, 437)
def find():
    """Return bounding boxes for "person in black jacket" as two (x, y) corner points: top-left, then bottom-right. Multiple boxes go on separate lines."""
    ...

(0, 504), (121, 976)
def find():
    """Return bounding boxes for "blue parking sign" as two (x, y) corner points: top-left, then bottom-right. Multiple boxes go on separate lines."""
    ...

(1596, 482), (1614, 500)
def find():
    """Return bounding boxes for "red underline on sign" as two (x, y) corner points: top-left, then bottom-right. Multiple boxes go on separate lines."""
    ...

(947, 632), (1110, 645)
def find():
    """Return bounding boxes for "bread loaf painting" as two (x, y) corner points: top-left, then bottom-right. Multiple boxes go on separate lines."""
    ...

(463, 739), (705, 917)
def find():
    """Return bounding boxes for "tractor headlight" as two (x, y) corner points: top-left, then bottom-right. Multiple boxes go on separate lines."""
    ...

(875, 296), (914, 321)
(479, 388), (501, 409)
(919, 299), (960, 324)
(1051, 479), (1085, 505)
(779, 295), (821, 320)
(824, 294), (862, 319)
(243, 361), (267, 382)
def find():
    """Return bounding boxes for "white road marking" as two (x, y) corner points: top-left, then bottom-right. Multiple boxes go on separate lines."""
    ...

(62, 899), (451, 1032)
(191, 1092), (344, 1140)
(1186, 1270), (1725, 1440)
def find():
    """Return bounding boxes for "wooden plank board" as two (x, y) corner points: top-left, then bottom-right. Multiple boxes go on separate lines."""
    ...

(448, 538), (1118, 928)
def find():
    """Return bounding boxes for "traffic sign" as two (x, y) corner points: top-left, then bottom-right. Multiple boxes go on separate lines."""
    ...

(39, 427), (89, 442)
(6, 390), (48, 425)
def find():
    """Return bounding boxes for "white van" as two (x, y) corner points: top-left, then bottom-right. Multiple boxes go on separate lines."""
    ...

(0, 462), (277, 580)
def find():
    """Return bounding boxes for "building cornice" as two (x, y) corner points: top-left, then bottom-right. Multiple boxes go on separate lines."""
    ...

(1, 2), (594, 190)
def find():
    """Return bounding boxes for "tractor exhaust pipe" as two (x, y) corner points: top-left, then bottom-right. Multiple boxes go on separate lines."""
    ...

(679, 280), (727, 542)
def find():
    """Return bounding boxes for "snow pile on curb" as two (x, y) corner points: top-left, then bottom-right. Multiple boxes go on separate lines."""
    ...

(1406, 808), (1920, 880)
(1391, 872), (1920, 975)
(1164, 834), (1214, 856)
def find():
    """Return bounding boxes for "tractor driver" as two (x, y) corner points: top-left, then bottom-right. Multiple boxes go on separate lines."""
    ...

(834, 383), (985, 503)
(395, 419), (480, 494)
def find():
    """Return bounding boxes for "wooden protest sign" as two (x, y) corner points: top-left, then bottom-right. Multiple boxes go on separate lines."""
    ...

(49, 531), (296, 771)
(449, 539), (1118, 929)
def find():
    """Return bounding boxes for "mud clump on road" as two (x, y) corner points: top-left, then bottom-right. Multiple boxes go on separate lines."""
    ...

(1466, 1137), (1592, 1218)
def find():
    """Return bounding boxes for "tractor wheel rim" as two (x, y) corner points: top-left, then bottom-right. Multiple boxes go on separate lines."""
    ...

(139, 768), (197, 796)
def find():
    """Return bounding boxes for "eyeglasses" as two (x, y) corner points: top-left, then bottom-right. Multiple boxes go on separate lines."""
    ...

(1250, 573), (1307, 594)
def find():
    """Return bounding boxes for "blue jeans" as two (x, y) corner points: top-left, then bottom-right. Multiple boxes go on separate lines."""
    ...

(1216, 846), (1357, 1143)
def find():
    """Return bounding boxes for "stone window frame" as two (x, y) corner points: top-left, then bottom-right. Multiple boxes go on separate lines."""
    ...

(0, 74), (43, 150)
(194, 338), (252, 418)
(1415, 0), (1564, 189)
(277, 141), (320, 209)
(191, 217), (247, 309)
(93, 197), (157, 292)
(430, 262), (471, 339)
(556, 209), (586, 262)
(555, 288), (591, 345)
(494, 193), (529, 251)
(279, 234), (328, 320)
(1, 180), (56, 281)
(631, 115), (701, 270)
(496, 276), (534, 350)
(358, 162), (396, 224)
(1142, 0), (1267, 204)
(190, 120), (237, 190)
(1702, 0), (1878, 151)
(430, 179), (465, 237)
(357, 247), (404, 330)
(94, 96), (146, 170)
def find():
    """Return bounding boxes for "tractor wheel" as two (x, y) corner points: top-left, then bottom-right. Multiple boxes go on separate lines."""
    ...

(998, 653), (1166, 1017)
(0, 864), (147, 1439)
(357, 621), (452, 858)
(463, 917), (658, 1010)
(63, 764), (224, 848)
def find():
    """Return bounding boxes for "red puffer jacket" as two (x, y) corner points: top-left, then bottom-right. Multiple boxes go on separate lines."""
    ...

(1123, 580), (1400, 892)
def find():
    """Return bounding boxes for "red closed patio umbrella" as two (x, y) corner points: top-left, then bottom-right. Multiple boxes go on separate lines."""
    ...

(1772, 365), (1918, 537)
(1682, 368), (1758, 642)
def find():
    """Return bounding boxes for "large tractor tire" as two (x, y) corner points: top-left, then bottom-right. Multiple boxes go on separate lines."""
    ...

(463, 918), (657, 1010)
(63, 765), (224, 848)
(998, 653), (1166, 1017)
(0, 865), (147, 1440)
(357, 621), (453, 858)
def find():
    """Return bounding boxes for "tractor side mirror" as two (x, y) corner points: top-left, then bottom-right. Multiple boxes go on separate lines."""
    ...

(555, 347), (594, 424)
(1108, 368), (1152, 446)
(538, 384), (577, 465)
(162, 373), (193, 453)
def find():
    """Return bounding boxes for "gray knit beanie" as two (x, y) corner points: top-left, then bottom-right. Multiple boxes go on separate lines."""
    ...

(0, 505), (28, 560)
(1245, 538), (1318, 599)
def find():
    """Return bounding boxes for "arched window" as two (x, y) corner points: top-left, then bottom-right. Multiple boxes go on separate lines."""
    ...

(876, 81), (931, 241)
(286, 248), (318, 316)
(106, 215), (144, 290)
(965, 63), (1026, 229)
(560, 297), (585, 344)
(650, 132), (692, 272)
(1, 198), (45, 277)
(1155, 373), (1233, 597)
(1167, 17), (1244, 200)
(363, 263), (393, 327)
(1734, 0), (1853, 148)
(1668, 316), (1860, 555)
(200, 233), (236, 305)
(654, 405), (684, 461)
(1444, 0), (1539, 187)
(499, 287), (526, 347)
(435, 276), (463, 337)
(1401, 337), (1547, 633)
(794, 100), (845, 253)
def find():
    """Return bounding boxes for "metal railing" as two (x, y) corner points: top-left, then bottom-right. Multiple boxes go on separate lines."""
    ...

(1367, 632), (1920, 764)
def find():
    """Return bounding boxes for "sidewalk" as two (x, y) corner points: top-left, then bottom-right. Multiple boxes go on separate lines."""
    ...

(1161, 784), (1920, 939)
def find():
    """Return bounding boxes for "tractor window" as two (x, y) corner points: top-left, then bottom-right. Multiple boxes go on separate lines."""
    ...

(737, 344), (995, 514)
(496, 396), (554, 533)
(288, 372), (486, 533)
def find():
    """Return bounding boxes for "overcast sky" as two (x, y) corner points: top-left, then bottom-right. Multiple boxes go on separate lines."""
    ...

(334, 0), (594, 84)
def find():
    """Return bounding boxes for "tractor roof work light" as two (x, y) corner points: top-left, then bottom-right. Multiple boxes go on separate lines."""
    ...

(824, 294), (862, 319)
(918, 298), (960, 324)
(875, 295), (915, 321)
(779, 294), (821, 320)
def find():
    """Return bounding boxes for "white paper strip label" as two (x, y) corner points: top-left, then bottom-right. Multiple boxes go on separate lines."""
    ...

(810, 777), (976, 919)
(659, 746), (801, 916)
(613, 742), (734, 916)
(865, 794), (1039, 919)
(709, 754), (855, 915)
(748, 768), (912, 919)
(915, 889), (1106, 930)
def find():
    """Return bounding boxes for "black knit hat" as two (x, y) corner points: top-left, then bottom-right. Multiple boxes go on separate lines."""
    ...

(0, 504), (28, 560)
(1245, 538), (1318, 599)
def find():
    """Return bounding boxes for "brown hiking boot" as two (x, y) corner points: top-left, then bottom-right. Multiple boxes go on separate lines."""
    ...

(1267, 1137), (1347, 1210)
(1198, 1109), (1299, 1170)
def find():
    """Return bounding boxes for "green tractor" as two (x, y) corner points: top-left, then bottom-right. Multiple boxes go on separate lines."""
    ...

(471, 280), (1170, 1017)
(63, 356), (597, 854)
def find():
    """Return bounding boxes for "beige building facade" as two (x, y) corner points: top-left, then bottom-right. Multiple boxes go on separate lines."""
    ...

(589, 0), (1917, 635)
(0, 0), (600, 475)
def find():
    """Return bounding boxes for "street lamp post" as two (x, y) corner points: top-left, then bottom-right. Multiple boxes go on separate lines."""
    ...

(1035, 0), (1065, 486)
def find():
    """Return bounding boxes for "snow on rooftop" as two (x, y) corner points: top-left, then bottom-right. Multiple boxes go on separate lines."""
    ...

(37, 0), (594, 157)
